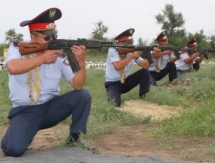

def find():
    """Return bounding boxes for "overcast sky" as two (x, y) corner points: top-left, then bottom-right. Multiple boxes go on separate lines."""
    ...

(1, 0), (215, 44)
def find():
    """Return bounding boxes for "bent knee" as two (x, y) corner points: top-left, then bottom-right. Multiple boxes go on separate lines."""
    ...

(74, 89), (91, 102)
(79, 89), (91, 99)
(167, 62), (176, 68)
(140, 69), (150, 76)
(2, 144), (26, 157)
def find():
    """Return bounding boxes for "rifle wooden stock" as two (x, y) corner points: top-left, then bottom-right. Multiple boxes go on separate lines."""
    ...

(18, 39), (114, 73)
(19, 42), (49, 55)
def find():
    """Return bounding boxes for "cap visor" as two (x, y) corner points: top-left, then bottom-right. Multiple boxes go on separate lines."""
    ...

(38, 29), (58, 35)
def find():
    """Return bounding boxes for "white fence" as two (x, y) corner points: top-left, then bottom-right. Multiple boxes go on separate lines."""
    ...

(1, 61), (215, 71)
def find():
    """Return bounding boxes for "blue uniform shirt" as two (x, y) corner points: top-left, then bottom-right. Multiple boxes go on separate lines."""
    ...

(6, 42), (74, 107)
(175, 52), (200, 71)
(160, 52), (176, 69)
(105, 48), (143, 82)
(149, 52), (176, 71)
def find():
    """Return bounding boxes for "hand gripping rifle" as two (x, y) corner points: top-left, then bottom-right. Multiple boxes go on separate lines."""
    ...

(19, 39), (114, 73)
(116, 45), (215, 60)
(115, 45), (187, 64)
(192, 49), (215, 59)
(177, 48), (215, 60)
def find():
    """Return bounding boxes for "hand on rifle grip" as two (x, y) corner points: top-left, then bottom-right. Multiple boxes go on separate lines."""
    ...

(131, 51), (142, 59)
(153, 47), (161, 53)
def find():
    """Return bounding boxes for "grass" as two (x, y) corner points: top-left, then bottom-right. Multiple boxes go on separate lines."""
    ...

(206, 141), (215, 156)
(1, 58), (215, 140)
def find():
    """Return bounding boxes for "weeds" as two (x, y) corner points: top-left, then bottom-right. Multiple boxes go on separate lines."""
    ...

(1, 63), (215, 149)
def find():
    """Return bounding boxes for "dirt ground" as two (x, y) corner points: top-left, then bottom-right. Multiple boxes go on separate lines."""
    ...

(3, 100), (215, 162)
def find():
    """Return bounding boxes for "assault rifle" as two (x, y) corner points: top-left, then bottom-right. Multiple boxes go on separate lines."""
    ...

(115, 45), (215, 60)
(194, 49), (215, 59)
(114, 45), (189, 63)
(177, 48), (215, 59)
(19, 39), (114, 73)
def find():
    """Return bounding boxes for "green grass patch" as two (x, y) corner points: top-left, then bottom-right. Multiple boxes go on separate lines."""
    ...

(1, 60), (215, 138)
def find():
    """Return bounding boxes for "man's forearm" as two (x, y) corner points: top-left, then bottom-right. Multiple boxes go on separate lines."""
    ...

(71, 63), (86, 90)
(139, 60), (150, 69)
(196, 55), (204, 63)
(7, 56), (44, 74)
(113, 55), (134, 70)
(153, 50), (171, 57)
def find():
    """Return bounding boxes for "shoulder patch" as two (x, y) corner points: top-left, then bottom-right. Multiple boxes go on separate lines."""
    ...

(63, 58), (70, 66)
(13, 41), (19, 47)
(58, 53), (67, 58)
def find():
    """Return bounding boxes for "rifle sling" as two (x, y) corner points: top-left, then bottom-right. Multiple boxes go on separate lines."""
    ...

(119, 55), (126, 84)
(24, 55), (41, 104)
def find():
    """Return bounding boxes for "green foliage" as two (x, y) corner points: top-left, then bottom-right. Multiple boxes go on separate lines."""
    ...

(155, 100), (215, 137)
(208, 35), (215, 49)
(147, 64), (215, 137)
(5, 28), (24, 45)
(155, 4), (215, 49)
(90, 21), (108, 41)
(86, 52), (107, 62)
(89, 20), (110, 54)
(155, 4), (185, 37)
(58, 68), (148, 135)
(137, 38), (149, 46)
(0, 70), (11, 125)
(1, 59), (215, 138)
(205, 141), (215, 155)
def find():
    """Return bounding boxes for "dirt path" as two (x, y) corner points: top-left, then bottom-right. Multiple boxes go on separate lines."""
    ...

(1, 100), (215, 162)
(118, 99), (182, 120)
(91, 124), (215, 162)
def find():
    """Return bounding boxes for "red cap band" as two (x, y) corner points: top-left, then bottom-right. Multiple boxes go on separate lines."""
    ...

(188, 42), (197, 47)
(117, 36), (133, 42)
(157, 36), (167, 42)
(157, 37), (164, 41)
(29, 22), (56, 31)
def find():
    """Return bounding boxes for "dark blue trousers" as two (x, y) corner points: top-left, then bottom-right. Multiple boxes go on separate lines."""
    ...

(105, 69), (150, 107)
(149, 62), (177, 85)
(177, 63), (200, 77)
(1, 89), (91, 157)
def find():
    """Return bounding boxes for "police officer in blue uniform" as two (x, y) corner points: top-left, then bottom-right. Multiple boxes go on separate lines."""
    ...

(175, 38), (204, 77)
(1, 8), (91, 157)
(149, 31), (177, 86)
(105, 28), (153, 107)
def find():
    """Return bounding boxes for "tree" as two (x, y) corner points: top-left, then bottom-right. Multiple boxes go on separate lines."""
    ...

(155, 4), (187, 46)
(0, 44), (5, 57)
(208, 34), (215, 49)
(90, 21), (109, 55)
(137, 38), (148, 46)
(155, 4), (185, 36)
(5, 29), (23, 45)
(91, 21), (108, 40)
(186, 30), (209, 49)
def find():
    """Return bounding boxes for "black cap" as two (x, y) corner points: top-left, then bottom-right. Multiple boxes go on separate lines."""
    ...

(187, 38), (197, 47)
(114, 28), (135, 42)
(156, 30), (168, 41)
(20, 8), (62, 35)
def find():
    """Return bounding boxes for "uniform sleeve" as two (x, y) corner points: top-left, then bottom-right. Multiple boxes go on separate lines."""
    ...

(194, 56), (200, 62)
(108, 48), (120, 63)
(61, 58), (75, 82)
(135, 56), (143, 64)
(4, 43), (22, 69)
(180, 53), (189, 61)
(169, 52), (176, 59)
(6, 43), (22, 62)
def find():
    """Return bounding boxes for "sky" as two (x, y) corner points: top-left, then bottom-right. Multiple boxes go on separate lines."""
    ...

(1, 0), (215, 44)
